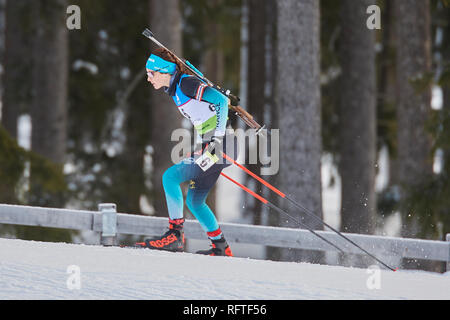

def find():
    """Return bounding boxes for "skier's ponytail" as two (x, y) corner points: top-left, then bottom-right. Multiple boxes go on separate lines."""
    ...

(152, 47), (194, 76)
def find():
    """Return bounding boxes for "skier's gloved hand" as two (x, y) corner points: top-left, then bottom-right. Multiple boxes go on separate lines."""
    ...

(206, 136), (223, 156)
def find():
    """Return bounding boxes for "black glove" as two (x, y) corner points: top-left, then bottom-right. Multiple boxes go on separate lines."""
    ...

(205, 136), (223, 155)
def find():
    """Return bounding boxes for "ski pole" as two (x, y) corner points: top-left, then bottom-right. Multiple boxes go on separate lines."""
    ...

(221, 153), (397, 271)
(219, 172), (345, 254)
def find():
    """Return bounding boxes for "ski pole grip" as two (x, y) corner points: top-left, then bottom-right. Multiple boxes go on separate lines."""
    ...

(142, 28), (154, 39)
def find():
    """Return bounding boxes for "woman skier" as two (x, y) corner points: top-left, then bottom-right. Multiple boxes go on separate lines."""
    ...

(135, 47), (237, 256)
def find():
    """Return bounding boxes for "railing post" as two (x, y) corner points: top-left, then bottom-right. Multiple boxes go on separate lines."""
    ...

(446, 233), (450, 272)
(99, 203), (117, 246)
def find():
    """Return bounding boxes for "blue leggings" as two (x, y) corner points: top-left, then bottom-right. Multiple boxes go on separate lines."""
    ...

(162, 136), (237, 236)
(162, 158), (221, 233)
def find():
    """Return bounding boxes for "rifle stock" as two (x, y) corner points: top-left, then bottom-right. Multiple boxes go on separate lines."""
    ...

(229, 105), (263, 131)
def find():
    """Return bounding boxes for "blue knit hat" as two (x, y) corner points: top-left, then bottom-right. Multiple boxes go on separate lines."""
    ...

(146, 54), (177, 74)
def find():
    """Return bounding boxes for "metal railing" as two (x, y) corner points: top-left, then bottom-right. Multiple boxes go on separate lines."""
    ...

(0, 203), (449, 271)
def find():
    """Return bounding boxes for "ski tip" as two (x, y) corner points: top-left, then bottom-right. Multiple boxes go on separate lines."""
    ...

(118, 243), (146, 249)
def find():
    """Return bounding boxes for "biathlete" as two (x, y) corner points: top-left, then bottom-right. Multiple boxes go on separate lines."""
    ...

(136, 48), (237, 256)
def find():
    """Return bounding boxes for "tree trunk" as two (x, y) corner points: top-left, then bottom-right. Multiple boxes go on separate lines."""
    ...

(31, 0), (68, 165)
(149, 0), (183, 217)
(2, 0), (31, 139)
(441, 4), (450, 169)
(276, 0), (323, 263)
(264, 0), (282, 261)
(394, 0), (433, 240)
(247, 0), (267, 225)
(339, 0), (377, 236)
(378, 0), (399, 187)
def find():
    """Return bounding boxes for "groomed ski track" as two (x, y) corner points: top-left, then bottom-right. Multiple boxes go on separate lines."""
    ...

(0, 238), (448, 300)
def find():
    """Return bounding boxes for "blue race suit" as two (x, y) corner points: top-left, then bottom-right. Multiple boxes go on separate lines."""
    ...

(162, 71), (238, 239)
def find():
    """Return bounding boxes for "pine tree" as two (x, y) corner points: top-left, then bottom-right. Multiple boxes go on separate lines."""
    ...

(339, 0), (377, 235)
(276, 0), (323, 263)
(30, 0), (68, 209)
(149, 0), (183, 217)
(394, 0), (433, 239)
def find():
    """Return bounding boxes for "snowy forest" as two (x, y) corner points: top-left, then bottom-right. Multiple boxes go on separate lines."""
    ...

(0, 0), (449, 273)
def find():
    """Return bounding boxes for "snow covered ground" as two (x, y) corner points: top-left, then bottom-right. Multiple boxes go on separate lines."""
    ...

(0, 238), (449, 300)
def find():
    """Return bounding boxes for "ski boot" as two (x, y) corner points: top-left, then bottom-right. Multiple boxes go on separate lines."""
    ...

(196, 235), (233, 257)
(135, 218), (185, 252)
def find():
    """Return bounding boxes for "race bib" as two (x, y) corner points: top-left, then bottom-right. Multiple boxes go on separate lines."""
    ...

(195, 151), (219, 171)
